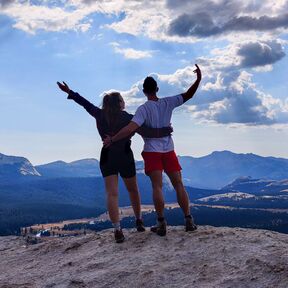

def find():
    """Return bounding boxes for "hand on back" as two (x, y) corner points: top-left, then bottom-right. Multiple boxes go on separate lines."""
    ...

(57, 81), (70, 94)
(103, 135), (112, 148)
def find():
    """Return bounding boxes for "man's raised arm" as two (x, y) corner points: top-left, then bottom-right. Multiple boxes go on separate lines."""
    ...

(181, 64), (202, 103)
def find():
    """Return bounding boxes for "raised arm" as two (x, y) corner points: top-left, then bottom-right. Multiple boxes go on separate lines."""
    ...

(181, 64), (202, 103)
(57, 81), (100, 117)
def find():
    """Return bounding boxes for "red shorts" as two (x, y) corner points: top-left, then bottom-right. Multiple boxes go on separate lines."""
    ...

(141, 150), (182, 175)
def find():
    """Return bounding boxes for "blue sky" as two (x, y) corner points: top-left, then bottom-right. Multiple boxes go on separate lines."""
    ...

(0, 0), (288, 165)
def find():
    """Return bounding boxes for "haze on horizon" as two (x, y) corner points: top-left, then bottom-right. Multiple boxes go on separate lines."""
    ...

(0, 0), (288, 165)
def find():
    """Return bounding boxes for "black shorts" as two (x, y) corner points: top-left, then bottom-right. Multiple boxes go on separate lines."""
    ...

(100, 146), (136, 178)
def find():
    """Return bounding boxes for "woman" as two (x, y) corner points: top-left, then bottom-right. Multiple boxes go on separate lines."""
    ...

(57, 81), (172, 243)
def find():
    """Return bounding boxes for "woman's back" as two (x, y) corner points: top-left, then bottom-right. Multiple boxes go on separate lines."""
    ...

(67, 90), (133, 149)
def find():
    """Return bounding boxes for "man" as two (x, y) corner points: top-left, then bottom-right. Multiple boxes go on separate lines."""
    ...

(103, 64), (202, 236)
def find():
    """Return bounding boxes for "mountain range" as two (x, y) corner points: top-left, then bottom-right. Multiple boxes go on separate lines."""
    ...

(0, 153), (40, 183)
(2, 150), (288, 189)
(1, 150), (288, 235)
(36, 159), (101, 178)
(179, 151), (288, 188)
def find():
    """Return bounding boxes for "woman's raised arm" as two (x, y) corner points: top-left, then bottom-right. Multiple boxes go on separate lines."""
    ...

(57, 81), (100, 118)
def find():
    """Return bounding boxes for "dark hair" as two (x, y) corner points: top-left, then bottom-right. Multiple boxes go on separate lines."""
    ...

(143, 76), (157, 94)
(102, 92), (122, 129)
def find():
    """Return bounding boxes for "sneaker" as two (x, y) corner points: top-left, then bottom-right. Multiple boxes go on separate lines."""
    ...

(136, 219), (146, 232)
(114, 229), (125, 243)
(150, 219), (167, 236)
(185, 216), (197, 232)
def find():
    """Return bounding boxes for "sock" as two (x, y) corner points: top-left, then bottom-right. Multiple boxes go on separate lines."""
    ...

(113, 222), (121, 231)
(136, 212), (142, 221)
(185, 214), (192, 220)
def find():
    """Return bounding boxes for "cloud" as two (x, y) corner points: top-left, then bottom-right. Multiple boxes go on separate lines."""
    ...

(0, 0), (286, 127)
(0, 0), (15, 8)
(1, 0), (288, 44)
(164, 1), (288, 42)
(191, 71), (276, 125)
(110, 42), (154, 59)
(168, 13), (288, 38)
(111, 43), (288, 126)
(197, 40), (286, 70)
(0, 1), (92, 34)
(185, 39), (287, 126)
(226, 14), (288, 31)
(168, 13), (221, 37)
(100, 82), (146, 110)
(238, 41), (286, 67)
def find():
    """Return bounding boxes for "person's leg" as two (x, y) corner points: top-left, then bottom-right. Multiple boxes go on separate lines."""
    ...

(142, 152), (165, 218)
(166, 170), (197, 231)
(122, 176), (141, 220)
(147, 170), (165, 218)
(122, 175), (146, 232)
(104, 174), (125, 242)
(166, 171), (190, 216)
(163, 151), (196, 231)
(162, 151), (190, 216)
(104, 175), (120, 224)
(142, 152), (166, 236)
(148, 170), (167, 236)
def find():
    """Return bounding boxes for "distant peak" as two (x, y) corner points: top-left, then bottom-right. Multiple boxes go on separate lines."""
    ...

(50, 160), (67, 165)
(211, 150), (234, 155)
(70, 158), (98, 164)
(35, 160), (68, 167)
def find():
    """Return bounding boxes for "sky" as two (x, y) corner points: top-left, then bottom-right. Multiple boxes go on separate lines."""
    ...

(0, 0), (288, 165)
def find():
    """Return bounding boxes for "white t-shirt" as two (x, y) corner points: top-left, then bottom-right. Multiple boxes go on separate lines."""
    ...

(132, 94), (183, 152)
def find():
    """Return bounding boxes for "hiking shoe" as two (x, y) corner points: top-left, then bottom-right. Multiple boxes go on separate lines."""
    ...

(150, 219), (167, 236)
(185, 216), (197, 232)
(114, 229), (125, 243)
(136, 219), (146, 232)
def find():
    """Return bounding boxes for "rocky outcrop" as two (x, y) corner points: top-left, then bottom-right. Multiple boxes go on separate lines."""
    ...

(0, 226), (287, 288)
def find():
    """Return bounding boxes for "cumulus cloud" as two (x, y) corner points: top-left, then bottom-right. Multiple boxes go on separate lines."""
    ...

(168, 13), (288, 38)
(110, 42), (154, 59)
(168, 12), (219, 37)
(183, 39), (287, 126)
(238, 41), (285, 67)
(0, 0), (15, 8)
(226, 14), (288, 31)
(0, 0), (286, 127)
(198, 40), (286, 70)
(0, 1), (92, 34)
(112, 43), (288, 126)
(100, 81), (145, 110)
(190, 71), (276, 125)
(1, 0), (288, 43)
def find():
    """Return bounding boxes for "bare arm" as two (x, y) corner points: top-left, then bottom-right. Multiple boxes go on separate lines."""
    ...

(103, 121), (139, 147)
(181, 64), (202, 103)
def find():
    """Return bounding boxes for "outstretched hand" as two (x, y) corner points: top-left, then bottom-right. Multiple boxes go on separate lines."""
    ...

(57, 81), (70, 94)
(193, 64), (201, 81)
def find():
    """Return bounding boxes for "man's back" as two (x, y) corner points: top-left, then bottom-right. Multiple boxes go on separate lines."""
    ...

(132, 94), (183, 152)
